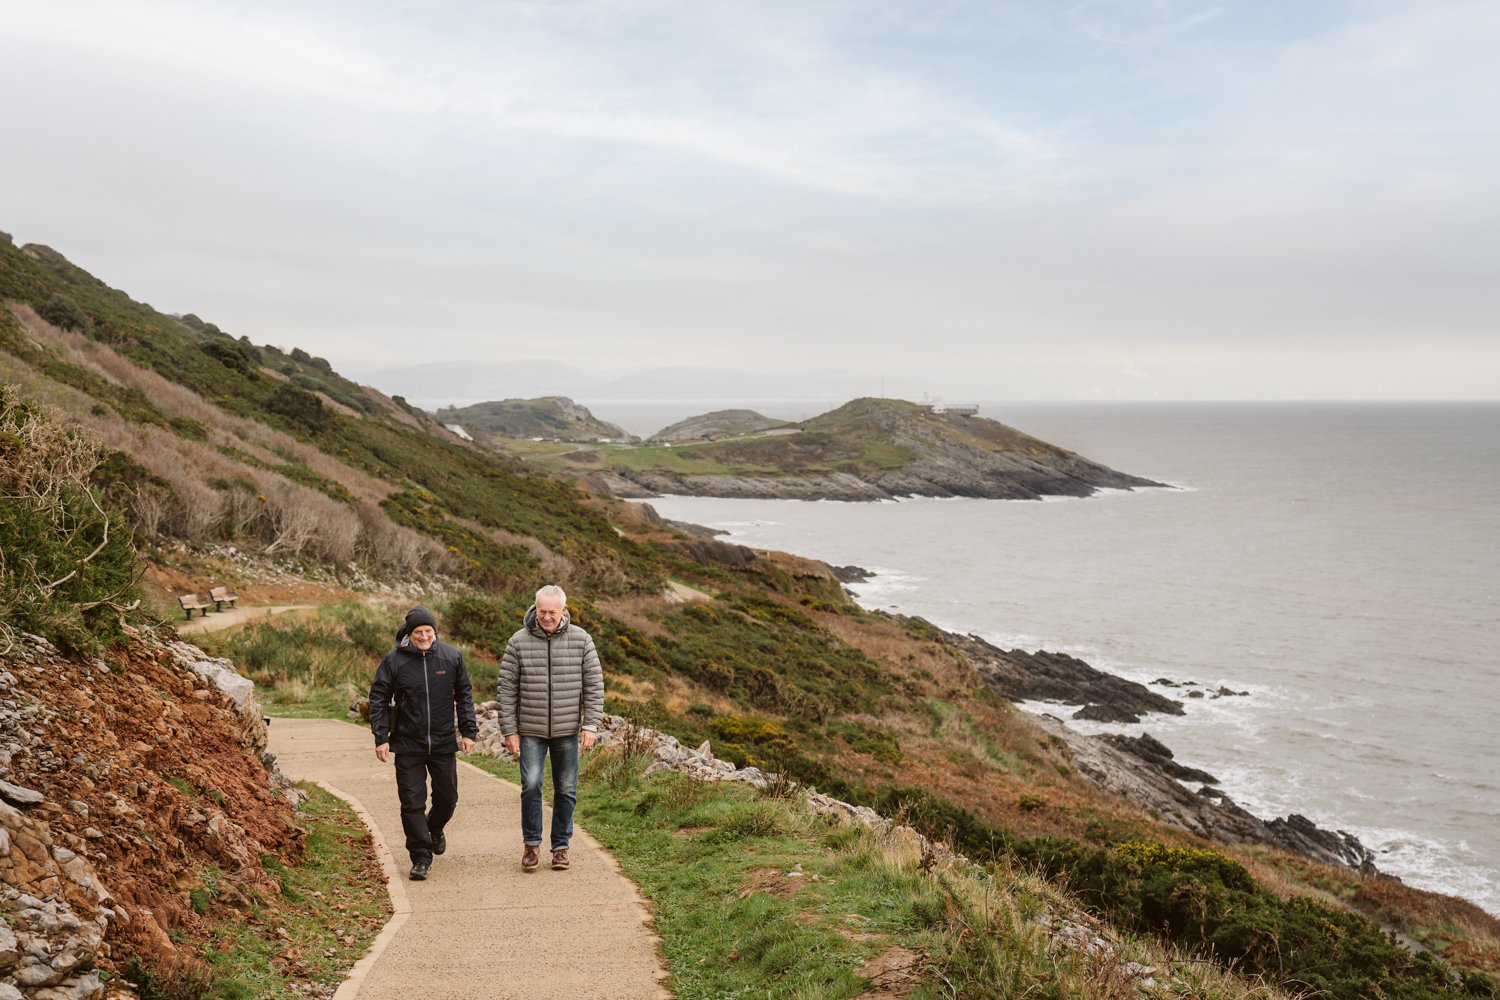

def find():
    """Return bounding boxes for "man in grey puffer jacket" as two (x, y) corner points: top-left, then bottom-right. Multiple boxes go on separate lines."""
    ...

(498, 584), (604, 872)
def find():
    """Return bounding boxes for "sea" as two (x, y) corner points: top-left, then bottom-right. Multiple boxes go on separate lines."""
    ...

(584, 399), (1500, 916)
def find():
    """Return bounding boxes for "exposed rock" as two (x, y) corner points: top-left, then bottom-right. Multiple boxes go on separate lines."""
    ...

(663, 519), (726, 540)
(831, 565), (873, 583)
(944, 631), (1183, 723)
(0, 782), (44, 808)
(1264, 814), (1377, 873)
(655, 536), (758, 569)
(1097, 732), (1219, 786)
(0, 629), (305, 997)
(1028, 713), (1376, 872)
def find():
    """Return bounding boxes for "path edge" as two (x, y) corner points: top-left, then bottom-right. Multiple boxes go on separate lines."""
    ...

(308, 778), (412, 999)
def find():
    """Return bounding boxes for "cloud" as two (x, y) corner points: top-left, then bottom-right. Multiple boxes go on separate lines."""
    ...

(1, 1), (1496, 399)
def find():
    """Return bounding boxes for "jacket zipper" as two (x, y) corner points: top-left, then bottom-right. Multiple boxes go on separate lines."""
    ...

(546, 634), (554, 739)
(422, 648), (431, 753)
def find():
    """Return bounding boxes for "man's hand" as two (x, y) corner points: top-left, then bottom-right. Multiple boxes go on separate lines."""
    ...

(375, 742), (390, 763)
(503, 733), (520, 756)
(580, 730), (597, 752)
(459, 737), (475, 755)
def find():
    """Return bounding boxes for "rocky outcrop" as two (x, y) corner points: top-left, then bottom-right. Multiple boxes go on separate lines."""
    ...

(944, 631), (1184, 723)
(0, 630), (304, 998)
(1028, 713), (1376, 872)
(930, 620), (1374, 872)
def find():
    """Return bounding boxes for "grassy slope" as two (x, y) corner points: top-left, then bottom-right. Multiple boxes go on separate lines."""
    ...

(5, 234), (1498, 998)
(517, 396), (1093, 480)
(435, 396), (628, 441)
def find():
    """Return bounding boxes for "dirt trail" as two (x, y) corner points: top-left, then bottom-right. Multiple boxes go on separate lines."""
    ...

(269, 717), (670, 999)
(177, 605), (319, 634)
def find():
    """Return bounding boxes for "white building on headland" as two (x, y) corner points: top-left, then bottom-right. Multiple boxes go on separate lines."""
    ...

(920, 399), (980, 416)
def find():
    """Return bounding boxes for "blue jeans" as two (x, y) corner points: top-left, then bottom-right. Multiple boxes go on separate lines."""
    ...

(519, 734), (579, 851)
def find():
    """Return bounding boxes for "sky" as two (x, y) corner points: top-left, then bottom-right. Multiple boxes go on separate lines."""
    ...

(3, 0), (1498, 401)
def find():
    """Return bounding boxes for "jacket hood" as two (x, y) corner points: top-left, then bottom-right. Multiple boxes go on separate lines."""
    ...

(524, 604), (572, 639)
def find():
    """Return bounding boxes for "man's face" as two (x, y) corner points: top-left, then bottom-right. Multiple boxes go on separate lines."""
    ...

(535, 596), (565, 634)
(410, 625), (436, 650)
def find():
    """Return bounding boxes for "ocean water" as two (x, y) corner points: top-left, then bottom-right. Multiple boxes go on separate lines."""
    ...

(598, 400), (1500, 916)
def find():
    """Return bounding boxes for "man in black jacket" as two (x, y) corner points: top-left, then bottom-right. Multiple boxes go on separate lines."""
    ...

(369, 607), (478, 881)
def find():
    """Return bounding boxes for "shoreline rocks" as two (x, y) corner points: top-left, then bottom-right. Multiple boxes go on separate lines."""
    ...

(942, 630), (1184, 724)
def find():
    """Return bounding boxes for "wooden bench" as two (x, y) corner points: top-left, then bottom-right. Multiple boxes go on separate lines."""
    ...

(177, 593), (211, 620)
(209, 585), (239, 612)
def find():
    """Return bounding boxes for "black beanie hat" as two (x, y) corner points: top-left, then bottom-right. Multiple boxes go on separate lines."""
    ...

(405, 607), (437, 632)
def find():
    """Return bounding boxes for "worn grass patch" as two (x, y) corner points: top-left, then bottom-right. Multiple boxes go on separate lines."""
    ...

(182, 783), (390, 999)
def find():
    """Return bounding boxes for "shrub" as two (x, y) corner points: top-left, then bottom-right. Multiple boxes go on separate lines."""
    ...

(200, 338), (258, 378)
(1015, 834), (1486, 999)
(0, 386), (141, 651)
(264, 384), (327, 433)
(38, 292), (89, 331)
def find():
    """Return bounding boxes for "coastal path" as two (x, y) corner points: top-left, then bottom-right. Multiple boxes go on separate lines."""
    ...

(268, 717), (670, 1000)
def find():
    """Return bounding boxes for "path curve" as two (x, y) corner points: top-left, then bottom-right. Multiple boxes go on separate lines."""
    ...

(269, 717), (671, 1000)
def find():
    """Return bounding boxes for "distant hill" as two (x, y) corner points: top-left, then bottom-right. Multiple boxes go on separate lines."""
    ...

(648, 408), (787, 443)
(435, 396), (632, 443)
(350, 359), (874, 410)
(570, 397), (1165, 500)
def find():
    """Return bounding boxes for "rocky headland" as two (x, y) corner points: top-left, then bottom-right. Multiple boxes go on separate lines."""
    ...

(588, 397), (1165, 501)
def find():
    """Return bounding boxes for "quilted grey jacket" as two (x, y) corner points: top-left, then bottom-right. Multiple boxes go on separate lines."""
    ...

(497, 606), (604, 738)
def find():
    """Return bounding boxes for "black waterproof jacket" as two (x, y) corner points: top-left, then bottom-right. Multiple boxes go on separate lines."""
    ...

(368, 638), (478, 756)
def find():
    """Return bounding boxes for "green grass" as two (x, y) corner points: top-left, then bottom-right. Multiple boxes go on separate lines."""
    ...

(468, 750), (904, 998)
(466, 742), (1312, 1000)
(524, 429), (915, 479)
(122, 784), (388, 1000)
(196, 784), (390, 998)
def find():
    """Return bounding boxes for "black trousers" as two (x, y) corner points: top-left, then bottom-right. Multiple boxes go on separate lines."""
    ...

(394, 752), (458, 864)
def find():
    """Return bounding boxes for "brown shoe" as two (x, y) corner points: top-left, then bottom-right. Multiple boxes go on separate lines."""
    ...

(522, 845), (540, 872)
(550, 849), (570, 871)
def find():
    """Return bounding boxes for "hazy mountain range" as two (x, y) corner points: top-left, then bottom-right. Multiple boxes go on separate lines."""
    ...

(348, 360), (884, 410)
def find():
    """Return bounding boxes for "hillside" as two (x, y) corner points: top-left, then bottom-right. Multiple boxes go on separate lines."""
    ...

(434, 395), (633, 443)
(648, 407), (788, 443)
(4, 230), (1498, 999)
(561, 397), (1164, 500)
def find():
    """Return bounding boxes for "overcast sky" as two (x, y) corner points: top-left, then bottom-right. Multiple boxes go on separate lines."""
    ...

(3, 0), (1498, 400)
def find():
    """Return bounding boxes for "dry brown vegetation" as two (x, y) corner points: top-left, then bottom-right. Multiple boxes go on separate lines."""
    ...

(4, 304), (457, 578)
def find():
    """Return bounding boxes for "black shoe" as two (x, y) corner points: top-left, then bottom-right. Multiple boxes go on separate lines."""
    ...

(409, 863), (429, 881)
(432, 832), (446, 856)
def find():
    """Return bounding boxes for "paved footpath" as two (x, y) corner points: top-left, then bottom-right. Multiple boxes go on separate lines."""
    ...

(268, 718), (671, 1000)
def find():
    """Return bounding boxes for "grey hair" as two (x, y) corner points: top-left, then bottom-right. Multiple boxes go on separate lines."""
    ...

(535, 584), (567, 607)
